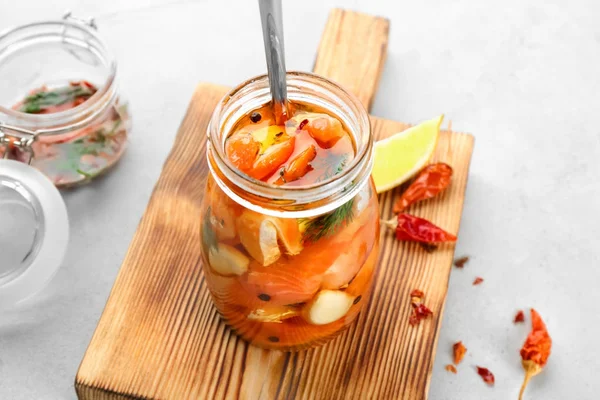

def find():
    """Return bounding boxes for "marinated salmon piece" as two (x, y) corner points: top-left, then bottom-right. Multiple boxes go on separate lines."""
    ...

(247, 137), (295, 180)
(219, 305), (266, 342)
(207, 272), (267, 311)
(346, 244), (379, 298)
(236, 209), (303, 266)
(218, 304), (343, 349)
(239, 235), (348, 307)
(225, 132), (260, 172)
(243, 315), (347, 350)
(320, 190), (379, 289)
(342, 244), (380, 323)
(275, 145), (317, 184)
(210, 277), (302, 326)
(304, 115), (345, 148)
(321, 241), (368, 290)
(242, 259), (323, 306)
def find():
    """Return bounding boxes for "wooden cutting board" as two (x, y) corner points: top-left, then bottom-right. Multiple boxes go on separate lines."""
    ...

(76, 9), (474, 400)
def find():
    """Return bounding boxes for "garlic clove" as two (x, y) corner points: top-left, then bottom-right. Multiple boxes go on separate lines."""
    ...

(303, 290), (355, 325)
(208, 243), (250, 276)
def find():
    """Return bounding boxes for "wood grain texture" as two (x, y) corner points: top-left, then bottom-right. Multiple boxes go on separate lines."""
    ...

(76, 9), (474, 400)
(313, 9), (389, 110)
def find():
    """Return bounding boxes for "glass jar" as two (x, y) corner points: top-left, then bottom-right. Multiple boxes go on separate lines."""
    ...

(201, 72), (380, 350)
(0, 13), (130, 188)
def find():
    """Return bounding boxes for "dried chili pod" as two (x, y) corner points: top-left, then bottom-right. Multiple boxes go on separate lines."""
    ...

(519, 309), (552, 400)
(383, 214), (457, 243)
(393, 163), (453, 213)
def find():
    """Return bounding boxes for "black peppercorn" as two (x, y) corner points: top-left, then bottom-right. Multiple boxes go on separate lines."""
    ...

(268, 336), (280, 343)
(258, 293), (271, 301)
(353, 295), (362, 305)
(250, 112), (262, 123)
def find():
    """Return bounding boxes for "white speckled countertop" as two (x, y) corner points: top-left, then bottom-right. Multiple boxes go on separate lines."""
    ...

(1, 1), (599, 399)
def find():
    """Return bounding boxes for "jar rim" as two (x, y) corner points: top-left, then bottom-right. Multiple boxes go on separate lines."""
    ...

(0, 19), (117, 132)
(207, 71), (373, 218)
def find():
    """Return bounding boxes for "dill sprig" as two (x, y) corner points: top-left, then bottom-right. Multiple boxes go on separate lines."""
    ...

(312, 154), (348, 183)
(20, 85), (95, 113)
(302, 198), (355, 243)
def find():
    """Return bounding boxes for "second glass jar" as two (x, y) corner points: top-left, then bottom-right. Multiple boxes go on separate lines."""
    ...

(0, 15), (129, 187)
(201, 72), (379, 350)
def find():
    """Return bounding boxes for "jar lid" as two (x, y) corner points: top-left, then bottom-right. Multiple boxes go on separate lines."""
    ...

(0, 159), (68, 308)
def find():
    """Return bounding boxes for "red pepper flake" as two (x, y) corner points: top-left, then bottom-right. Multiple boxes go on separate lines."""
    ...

(393, 163), (453, 213)
(412, 302), (433, 316)
(453, 256), (469, 268)
(476, 366), (495, 386)
(473, 277), (484, 285)
(408, 314), (420, 326)
(409, 303), (433, 327)
(445, 364), (457, 374)
(383, 214), (457, 243)
(298, 119), (309, 130)
(514, 310), (525, 324)
(453, 341), (467, 365)
(408, 289), (433, 327)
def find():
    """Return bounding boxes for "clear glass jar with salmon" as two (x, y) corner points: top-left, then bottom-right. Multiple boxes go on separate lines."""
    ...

(202, 72), (379, 350)
(0, 15), (129, 187)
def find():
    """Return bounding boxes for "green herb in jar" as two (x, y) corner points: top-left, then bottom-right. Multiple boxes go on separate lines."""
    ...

(17, 82), (96, 114)
(302, 198), (355, 243)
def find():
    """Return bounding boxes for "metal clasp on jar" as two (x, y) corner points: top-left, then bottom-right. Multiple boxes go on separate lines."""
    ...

(61, 11), (100, 66)
(0, 123), (39, 165)
(62, 11), (97, 30)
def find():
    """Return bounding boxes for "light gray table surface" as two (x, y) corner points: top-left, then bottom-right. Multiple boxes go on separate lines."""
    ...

(1, 0), (599, 399)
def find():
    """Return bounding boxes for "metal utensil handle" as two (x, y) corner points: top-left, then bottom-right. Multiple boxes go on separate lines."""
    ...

(258, 0), (288, 119)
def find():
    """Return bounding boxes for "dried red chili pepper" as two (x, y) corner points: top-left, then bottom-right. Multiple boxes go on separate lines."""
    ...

(445, 364), (457, 374)
(476, 366), (495, 386)
(410, 289), (424, 298)
(384, 214), (457, 243)
(453, 256), (469, 268)
(453, 341), (467, 365)
(514, 310), (525, 324)
(393, 163), (453, 213)
(473, 277), (484, 285)
(519, 309), (552, 400)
